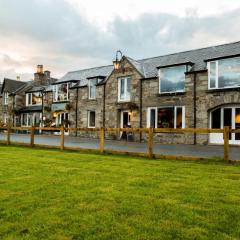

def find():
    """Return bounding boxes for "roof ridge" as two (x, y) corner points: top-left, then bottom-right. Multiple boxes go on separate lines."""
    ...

(138, 40), (240, 62)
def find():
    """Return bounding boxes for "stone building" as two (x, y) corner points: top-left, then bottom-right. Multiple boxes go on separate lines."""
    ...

(57, 41), (240, 145)
(1, 41), (240, 145)
(0, 65), (57, 127)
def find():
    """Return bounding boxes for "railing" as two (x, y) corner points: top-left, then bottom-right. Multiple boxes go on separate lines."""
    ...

(0, 126), (239, 162)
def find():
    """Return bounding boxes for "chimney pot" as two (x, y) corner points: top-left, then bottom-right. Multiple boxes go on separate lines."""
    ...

(37, 65), (43, 73)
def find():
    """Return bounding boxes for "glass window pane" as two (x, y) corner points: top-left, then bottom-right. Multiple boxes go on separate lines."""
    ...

(218, 57), (240, 88)
(210, 62), (216, 88)
(157, 108), (174, 128)
(224, 108), (232, 140)
(89, 111), (95, 127)
(150, 109), (156, 128)
(235, 108), (240, 140)
(176, 107), (183, 128)
(32, 92), (42, 105)
(89, 79), (97, 99)
(126, 78), (131, 99)
(120, 79), (125, 99)
(211, 108), (221, 129)
(160, 65), (185, 93)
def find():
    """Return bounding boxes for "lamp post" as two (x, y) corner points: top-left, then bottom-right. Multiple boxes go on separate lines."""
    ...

(113, 50), (123, 70)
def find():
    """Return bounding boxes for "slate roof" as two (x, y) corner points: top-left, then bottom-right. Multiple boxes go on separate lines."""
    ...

(56, 65), (114, 87)
(56, 41), (240, 87)
(1, 78), (27, 94)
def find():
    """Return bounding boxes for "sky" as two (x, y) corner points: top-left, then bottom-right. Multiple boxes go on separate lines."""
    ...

(0, 0), (240, 81)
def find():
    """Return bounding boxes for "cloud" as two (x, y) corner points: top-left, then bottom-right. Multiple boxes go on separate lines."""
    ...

(0, 0), (240, 82)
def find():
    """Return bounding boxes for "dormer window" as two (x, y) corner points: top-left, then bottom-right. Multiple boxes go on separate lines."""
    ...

(159, 65), (186, 93)
(53, 83), (69, 102)
(208, 57), (240, 89)
(26, 92), (42, 106)
(118, 77), (131, 102)
(88, 78), (97, 99)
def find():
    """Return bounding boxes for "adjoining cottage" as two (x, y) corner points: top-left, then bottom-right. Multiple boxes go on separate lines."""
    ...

(1, 41), (240, 145)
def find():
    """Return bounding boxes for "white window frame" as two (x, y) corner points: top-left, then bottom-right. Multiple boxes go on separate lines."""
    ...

(53, 83), (69, 102)
(208, 61), (218, 89)
(26, 92), (42, 106)
(147, 106), (185, 129)
(88, 111), (96, 128)
(88, 79), (97, 99)
(21, 113), (42, 127)
(26, 93), (32, 106)
(118, 77), (131, 102)
(3, 92), (9, 105)
(208, 57), (240, 90)
(158, 65), (186, 94)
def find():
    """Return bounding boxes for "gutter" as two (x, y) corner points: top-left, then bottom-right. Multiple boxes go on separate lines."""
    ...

(103, 84), (106, 128)
(139, 79), (143, 142)
(193, 73), (197, 144)
(75, 87), (79, 136)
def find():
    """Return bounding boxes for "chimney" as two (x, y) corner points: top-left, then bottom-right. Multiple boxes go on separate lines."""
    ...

(44, 70), (51, 79)
(37, 65), (43, 74)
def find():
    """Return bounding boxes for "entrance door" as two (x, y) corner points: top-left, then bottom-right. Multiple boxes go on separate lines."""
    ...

(210, 106), (240, 144)
(120, 110), (131, 139)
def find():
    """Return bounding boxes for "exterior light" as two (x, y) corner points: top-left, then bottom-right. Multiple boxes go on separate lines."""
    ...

(53, 112), (58, 118)
(113, 50), (123, 70)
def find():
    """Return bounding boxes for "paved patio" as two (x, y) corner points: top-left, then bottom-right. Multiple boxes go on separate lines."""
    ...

(0, 133), (239, 160)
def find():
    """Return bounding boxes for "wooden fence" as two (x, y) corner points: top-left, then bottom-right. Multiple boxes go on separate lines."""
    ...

(0, 126), (238, 162)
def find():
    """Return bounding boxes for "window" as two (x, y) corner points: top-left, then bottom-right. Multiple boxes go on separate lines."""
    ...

(3, 92), (8, 105)
(147, 106), (185, 129)
(89, 79), (97, 99)
(118, 77), (131, 101)
(88, 111), (96, 128)
(159, 65), (186, 93)
(26, 92), (42, 106)
(21, 113), (42, 127)
(53, 83), (69, 102)
(208, 57), (240, 89)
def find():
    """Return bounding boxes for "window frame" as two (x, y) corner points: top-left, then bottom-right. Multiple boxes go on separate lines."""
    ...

(53, 83), (69, 102)
(158, 65), (186, 94)
(87, 111), (96, 128)
(147, 106), (185, 129)
(88, 79), (97, 99)
(118, 77), (131, 102)
(26, 92), (42, 106)
(208, 57), (240, 90)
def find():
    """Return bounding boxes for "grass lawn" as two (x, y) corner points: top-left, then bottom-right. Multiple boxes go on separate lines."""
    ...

(0, 146), (240, 240)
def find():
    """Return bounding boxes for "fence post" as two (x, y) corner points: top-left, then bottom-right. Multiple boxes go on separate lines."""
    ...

(99, 127), (105, 153)
(30, 126), (35, 147)
(223, 126), (230, 162)
(60, 126), (65, 150)
(148, 128), (154, 158)
(7, 125), (11, 145)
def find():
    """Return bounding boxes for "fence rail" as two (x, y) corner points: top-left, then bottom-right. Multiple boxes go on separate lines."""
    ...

(0, 126), (238, 162)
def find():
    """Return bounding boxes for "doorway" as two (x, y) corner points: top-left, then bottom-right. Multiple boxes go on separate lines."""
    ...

(54, 112), (69, 135)
(120, 110), (131, 139)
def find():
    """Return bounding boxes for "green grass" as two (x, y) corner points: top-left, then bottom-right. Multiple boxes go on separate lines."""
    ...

(0, 146), (240, 240)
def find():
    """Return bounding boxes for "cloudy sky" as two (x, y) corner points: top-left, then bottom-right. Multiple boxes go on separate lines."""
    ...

(0, 0), (240, 81)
